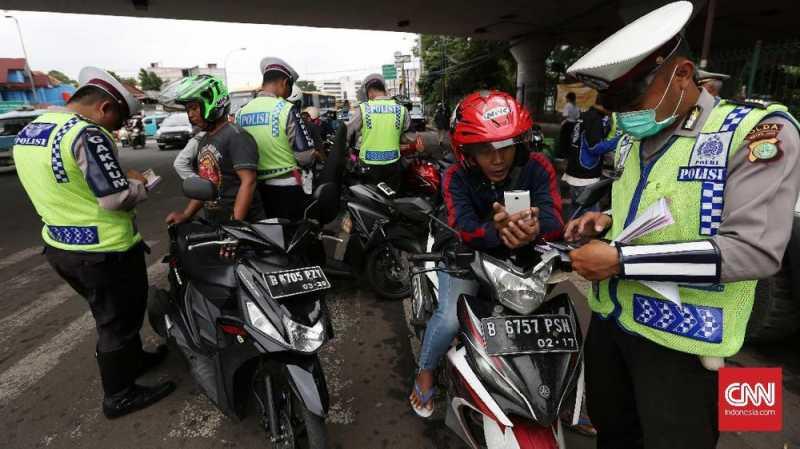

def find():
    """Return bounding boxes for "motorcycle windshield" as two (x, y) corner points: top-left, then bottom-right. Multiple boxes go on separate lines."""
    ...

(458, 293), (583, 427)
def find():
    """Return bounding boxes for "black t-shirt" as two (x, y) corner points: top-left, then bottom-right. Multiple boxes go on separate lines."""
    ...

(196, 122), (265, 223)
(565, 106), (606, 180)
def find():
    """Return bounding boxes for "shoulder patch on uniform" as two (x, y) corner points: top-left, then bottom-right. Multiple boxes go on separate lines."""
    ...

(748, 138), (783, 163)
(14, 122), (57, 147)
(746, 122), (783, 141)
(81, 127), (129, 195)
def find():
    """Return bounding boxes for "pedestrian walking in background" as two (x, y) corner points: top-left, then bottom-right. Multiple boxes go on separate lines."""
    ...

(559, 91), (580, 158)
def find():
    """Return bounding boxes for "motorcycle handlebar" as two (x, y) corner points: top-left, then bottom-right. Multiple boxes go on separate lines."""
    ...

(185, 231), (220, 244)
(407, 252), (444, 263)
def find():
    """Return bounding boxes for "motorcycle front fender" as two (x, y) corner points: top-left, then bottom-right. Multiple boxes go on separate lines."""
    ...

(286, 356), (330, 417)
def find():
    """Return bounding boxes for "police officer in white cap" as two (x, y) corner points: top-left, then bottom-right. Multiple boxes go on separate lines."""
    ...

(696, 69), (730, 99)
(13, 67), (175, 419)
(346, 73), (411, 190)
(236, 57), (315, 221)
(564, 2), (800, 447)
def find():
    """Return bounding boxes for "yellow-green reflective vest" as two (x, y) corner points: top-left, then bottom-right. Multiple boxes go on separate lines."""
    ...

(595, 100), (796, 357)
(359, 99), (405, 165)
(237, 96), (294, 180)
(13, 112), (141, 252)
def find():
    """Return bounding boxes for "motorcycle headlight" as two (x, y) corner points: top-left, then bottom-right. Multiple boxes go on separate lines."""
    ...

(481, 256), (551, 315)
(282, 315), (326, 353)
(245, 300), (287, 345)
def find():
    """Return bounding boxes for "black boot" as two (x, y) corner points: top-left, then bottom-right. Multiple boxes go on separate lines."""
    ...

(102, 382), (176, 419)
(138, 344), (169, 378)
(97, 341), (176, 419)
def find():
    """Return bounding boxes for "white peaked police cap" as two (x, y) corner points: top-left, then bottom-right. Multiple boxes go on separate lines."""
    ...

(567, 1), (694, 90)
(76, 66), (142, 118)
(259, 57), (299, 83)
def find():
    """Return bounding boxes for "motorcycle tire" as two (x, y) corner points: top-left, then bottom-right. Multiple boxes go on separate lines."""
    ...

(147, 288), (171, 338)
(365, 244), (411, 300)
(294, 395), (328, 449)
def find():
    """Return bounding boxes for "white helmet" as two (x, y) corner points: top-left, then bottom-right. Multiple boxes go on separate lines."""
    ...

(287, 84), (303, 103)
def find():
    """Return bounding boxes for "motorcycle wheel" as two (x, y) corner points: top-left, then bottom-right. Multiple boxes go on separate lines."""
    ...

(259, 369), (328, 449)
(147, 288), (171, 338)
(365, 244), (411, 300)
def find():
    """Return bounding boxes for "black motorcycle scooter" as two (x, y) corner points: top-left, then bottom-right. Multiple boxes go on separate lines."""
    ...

(148, 177), (341, 449)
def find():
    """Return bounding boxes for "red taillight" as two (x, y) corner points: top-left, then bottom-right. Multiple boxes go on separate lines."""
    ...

(220, 324), (247, 337)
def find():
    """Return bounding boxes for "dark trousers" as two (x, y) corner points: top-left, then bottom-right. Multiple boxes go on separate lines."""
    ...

(259, 183), (310, 222)
(362, 160), (403, 192)
(585, 313), (719, 449)
(45, 243), (149, 395)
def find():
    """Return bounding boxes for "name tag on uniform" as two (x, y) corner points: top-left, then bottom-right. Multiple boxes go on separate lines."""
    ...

(677, 131), (733, 182)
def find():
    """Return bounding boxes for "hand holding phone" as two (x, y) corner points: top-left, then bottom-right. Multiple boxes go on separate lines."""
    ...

(504, 190), (530, 216)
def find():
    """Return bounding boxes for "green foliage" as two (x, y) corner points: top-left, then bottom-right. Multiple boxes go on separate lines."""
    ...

(47, 70), (77, 87)
(107, 70), (138, 87)
(545, 45), (589, 84)
(418, 35), (516, 108)
(296, 80), (318, 92)
(138, 69), (164, 91)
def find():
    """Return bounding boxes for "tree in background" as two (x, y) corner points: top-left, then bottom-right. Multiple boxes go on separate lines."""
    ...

(418, 35), (516, 110)
(47, 70), (77, 87)
(138, 69), (164, 91)
(296, 80), (318, 92)
(107, 70), (138, 87)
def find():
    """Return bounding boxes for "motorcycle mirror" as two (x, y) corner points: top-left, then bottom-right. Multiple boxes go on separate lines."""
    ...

(182, 176), (217, 202)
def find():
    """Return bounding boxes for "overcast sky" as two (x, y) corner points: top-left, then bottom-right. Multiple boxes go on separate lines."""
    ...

(1, 10), (418, 90)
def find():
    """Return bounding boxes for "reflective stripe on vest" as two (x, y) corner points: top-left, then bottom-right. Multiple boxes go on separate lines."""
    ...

(237, 96), (295, 180)
(12, 112), (141, 252)
(592, 101), (797, 357)
(359, 99), (405, 165)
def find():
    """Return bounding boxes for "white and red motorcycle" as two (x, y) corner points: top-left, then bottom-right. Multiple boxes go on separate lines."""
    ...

(408, 239), (586, 449)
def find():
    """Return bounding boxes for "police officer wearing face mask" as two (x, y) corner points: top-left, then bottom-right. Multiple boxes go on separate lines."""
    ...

(13, 67), (176, 419)
(563, 2), (800, 448)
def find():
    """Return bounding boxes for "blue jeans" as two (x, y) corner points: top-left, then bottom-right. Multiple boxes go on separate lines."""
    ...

(418, 270), (478, 371)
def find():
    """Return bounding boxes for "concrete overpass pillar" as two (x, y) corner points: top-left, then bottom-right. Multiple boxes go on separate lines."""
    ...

(510, 36), (554, 117)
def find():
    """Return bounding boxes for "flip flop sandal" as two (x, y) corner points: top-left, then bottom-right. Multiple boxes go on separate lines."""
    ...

(410, 381), (436, 418)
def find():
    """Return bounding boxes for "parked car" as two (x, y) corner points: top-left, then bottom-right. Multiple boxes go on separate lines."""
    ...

(0, 108), (48, 173)
(155, 113), (193, 150)
(409, 101), (426, 132)
(143, 113), (169, 137)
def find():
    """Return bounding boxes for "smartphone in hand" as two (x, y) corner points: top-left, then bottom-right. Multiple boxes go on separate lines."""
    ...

(504, 190), (530, 215)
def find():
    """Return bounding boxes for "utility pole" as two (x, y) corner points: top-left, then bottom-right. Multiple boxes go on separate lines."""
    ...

(440, 36), (447, 110)
(5, 15), (40, 104)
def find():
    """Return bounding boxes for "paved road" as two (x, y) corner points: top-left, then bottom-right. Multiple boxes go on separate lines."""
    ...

(0, 135), (796, 448)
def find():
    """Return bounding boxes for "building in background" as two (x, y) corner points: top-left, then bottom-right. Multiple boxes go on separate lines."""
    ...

(147, 62), (227, 86)
(315, 75), (361, 102)
(0, 58), (76, 111)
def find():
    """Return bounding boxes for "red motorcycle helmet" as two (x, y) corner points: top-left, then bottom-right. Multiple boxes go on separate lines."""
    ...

(450, 90), (533, 163)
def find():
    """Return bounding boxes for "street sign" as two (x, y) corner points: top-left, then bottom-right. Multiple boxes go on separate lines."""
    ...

(382, 64), (397, 80)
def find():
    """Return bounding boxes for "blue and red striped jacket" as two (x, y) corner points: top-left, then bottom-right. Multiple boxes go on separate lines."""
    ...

(439, 153), (564, 254)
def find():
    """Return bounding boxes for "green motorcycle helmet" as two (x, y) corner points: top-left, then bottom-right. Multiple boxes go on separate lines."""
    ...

(160, 74), (231, 122)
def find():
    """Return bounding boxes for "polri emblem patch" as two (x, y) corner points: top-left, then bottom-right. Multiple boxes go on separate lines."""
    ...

(15, 123), (56, 147)
(677, 131), (733, 182)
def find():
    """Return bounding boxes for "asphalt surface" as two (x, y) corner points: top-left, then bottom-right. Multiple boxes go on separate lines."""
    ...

(0, 133), (796, 448)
